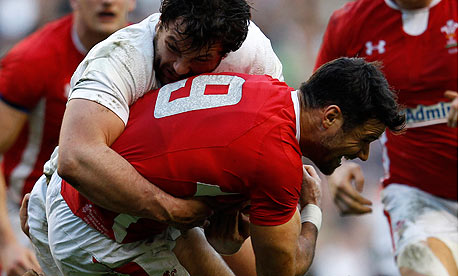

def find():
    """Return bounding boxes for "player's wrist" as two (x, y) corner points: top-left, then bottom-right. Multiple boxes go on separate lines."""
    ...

(0, 229), (18, 245)
(300, 204), (322, 232)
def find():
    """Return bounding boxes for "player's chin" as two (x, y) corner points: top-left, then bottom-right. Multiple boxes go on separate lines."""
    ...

(96, 21), (124, 35)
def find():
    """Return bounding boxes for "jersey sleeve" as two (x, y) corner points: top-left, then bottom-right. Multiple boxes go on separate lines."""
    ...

(0, 45), (45, 112)
(69, 15), (157, 125)
(314, 5), (352, 70)
(248, 121), (303, 226)
(214, 21), (284, 81)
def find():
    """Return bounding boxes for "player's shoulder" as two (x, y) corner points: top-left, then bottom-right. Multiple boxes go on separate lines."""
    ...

(2, 14), (72, 62)
(112, 13), (158, 42)
(246, 20), (270, 43)
(84, 14), (157, 63)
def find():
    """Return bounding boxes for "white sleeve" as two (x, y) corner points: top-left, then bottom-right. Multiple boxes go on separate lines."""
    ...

(214, 21), (284, 81)
(69, 14), (159, 125)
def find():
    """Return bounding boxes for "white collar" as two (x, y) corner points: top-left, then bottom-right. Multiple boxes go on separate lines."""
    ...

(291, 90), (301, 143)
(71, 23), (88, 55)
(384, 0), (442, 12)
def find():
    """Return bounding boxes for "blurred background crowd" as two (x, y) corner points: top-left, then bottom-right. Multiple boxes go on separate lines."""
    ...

(0, 1), (401, 275)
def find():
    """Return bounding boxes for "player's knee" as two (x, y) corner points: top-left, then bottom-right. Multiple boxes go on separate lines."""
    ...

(397, 239), (452, 276)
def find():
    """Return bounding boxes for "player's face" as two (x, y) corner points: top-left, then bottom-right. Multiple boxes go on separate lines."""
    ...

(153, 19), (224, 85)
(308, 119), (385, 175)
(393, 0), (432, 9)
(71, 0), (135, 36)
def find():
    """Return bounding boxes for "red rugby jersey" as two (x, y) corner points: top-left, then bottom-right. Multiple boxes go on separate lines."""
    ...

(0, 15), (85, 204)
(315, 0), (458, 199)
(61, 73), (303, 243)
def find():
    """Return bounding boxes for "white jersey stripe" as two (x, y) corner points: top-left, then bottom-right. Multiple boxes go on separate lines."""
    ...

(291, 90), (300, 142)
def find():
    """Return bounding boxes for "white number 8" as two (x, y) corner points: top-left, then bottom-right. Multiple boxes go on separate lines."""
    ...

(154, 75), (245, 118)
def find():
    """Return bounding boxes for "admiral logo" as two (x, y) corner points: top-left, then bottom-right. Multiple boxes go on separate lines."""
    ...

(441, 19), (458, 53)
(405, 102), (451, 128)
(365, 40), (386, 55)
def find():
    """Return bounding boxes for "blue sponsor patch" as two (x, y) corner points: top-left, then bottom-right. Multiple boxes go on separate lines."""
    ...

(405, 102), (451, 128)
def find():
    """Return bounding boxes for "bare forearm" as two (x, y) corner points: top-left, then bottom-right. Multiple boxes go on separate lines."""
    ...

(295, 223), (318, 275)
(57, 143), (178, 222)
(0, 170), (16, 244)
(174, 228), (236, 276)
(58, 99), (213, 226)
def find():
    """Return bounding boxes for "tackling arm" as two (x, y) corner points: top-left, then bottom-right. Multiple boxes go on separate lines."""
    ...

(57, 99), (212, 226)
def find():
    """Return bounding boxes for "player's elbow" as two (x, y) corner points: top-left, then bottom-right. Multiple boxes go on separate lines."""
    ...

(57, 144), (85, 184)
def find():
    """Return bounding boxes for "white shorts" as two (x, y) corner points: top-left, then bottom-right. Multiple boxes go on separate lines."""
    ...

(382, 184), (458, 260)
(29, 172), (189, 276)
(28, 175), (61, 275)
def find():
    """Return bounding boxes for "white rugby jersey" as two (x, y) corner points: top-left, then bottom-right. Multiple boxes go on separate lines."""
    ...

(69, 13), (284, 125)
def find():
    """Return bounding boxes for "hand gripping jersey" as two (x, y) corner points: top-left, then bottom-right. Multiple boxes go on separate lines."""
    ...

(61, 73), (302, 243)
(315, 0), (458, 199)
(0, 15), (85, 205)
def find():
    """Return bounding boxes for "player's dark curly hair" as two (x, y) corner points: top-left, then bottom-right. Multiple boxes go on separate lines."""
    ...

(159, 0), (251, 56)
(300, 57), (406, 133)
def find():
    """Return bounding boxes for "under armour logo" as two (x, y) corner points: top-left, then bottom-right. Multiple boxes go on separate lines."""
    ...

(365, 40), (386, 55)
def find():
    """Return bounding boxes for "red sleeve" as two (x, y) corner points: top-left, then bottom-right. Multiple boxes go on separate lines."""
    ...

(248, 119), (303, 226)
(314, 3), (354, 70)
(0, 42), (46, 112)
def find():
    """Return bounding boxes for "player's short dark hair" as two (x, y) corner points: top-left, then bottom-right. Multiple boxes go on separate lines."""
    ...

(159, 0), (251, 56)
(300, 57), (406, 133)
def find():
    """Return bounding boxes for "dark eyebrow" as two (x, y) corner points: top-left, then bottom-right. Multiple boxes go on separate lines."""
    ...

(165, 38), (181, 52)
(195, 54), (212, 59)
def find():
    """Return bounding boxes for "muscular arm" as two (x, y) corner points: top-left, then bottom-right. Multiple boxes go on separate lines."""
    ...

(57, 99), (211, 225)
(250, 210), (317, 276)
(0, 100), (41, 275)
(174, 228), (236, 276)
(248, 165), (321, 276)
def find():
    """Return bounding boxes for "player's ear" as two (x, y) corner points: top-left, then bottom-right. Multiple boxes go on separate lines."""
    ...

(321, 105), (343, 129)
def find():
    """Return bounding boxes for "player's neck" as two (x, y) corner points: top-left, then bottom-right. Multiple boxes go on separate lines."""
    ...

(297, 92), (321, 156)
(392, 0), (433, 10)
(75, 27), (108, 51)
(73, 18), (110, 52)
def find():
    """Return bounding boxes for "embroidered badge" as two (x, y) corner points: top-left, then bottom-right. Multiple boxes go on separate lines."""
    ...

(441, 19), (458, 49)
